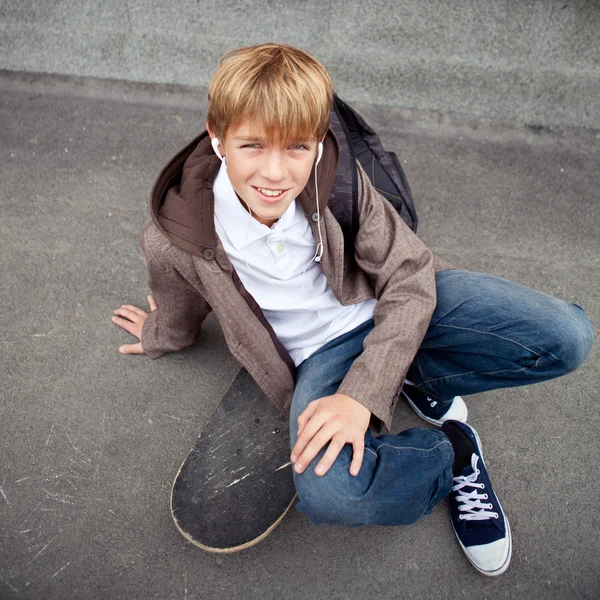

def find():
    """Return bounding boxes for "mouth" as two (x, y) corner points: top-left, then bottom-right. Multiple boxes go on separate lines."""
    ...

(252, 186), (291, 203)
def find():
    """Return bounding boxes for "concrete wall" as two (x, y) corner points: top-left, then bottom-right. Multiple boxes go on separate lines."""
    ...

(1, 0), (599, 129)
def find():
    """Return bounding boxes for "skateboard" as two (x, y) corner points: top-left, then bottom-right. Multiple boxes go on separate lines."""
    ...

(170, 368), (297, 553)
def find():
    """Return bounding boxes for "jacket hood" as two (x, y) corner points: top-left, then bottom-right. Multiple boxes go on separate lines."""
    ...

(149, 129), (341, 256)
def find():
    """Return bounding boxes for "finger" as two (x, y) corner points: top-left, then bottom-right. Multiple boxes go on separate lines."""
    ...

(314, 436), (347, 476)
(291, 410), (326, 465)
(296, 400), (319, 435)
(148, 295), (157, 311)
(111, 316), (141, 339)
(294, 423), (338, 474)
(113, 307), (142, 322)
(120, 305), (148, 318)
(119, 342), (144, 355)
(349, 438), (365, 477)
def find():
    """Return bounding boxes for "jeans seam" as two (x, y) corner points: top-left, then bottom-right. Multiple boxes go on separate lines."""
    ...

(422, 365), (526, 387)
(372, 440), (452, 454)
(414, 325), (547, 394)
(432, 323), (543, 358)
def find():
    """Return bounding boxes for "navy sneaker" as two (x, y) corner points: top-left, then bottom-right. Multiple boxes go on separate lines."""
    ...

(443, 421), (512, 576)
(402, 379), (467, 426)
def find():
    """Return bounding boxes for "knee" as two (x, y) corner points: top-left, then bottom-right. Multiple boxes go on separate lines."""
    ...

(294, 477), (346, 526)
(548, 304), (594, 375)
(293, 450), (363, 526)
(292, 437), (450, 527)
(295, 466), (438, 527)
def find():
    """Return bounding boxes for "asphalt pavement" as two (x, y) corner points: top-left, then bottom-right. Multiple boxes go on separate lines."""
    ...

(1, 73), (599, 600)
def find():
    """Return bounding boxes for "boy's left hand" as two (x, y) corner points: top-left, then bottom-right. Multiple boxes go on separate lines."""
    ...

(291, 393), (371, 478)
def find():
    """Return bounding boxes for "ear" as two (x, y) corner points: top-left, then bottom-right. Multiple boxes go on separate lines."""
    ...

(206, 121), (225, 155)
(206, 120), (216, 140)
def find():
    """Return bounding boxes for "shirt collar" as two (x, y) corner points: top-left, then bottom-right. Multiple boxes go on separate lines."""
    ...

(213, 165), (304, 250)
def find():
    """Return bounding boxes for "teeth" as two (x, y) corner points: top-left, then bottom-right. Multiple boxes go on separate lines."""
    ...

(257, 188), (283, 197)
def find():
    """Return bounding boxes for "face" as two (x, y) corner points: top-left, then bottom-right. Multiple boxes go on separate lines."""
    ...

(207, 120), (322, 227)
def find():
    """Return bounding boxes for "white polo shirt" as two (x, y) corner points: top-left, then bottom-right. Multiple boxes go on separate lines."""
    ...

(213, 165), (376, 366)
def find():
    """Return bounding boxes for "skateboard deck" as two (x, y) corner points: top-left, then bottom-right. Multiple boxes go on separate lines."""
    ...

(171, 368), (296, 553)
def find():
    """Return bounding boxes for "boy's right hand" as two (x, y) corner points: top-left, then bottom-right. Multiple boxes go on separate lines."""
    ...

(112, 295), (157, 354)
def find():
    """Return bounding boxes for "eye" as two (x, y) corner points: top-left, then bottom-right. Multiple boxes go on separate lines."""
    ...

(241, 143), (263, 149)
(289, 144), (310, 151)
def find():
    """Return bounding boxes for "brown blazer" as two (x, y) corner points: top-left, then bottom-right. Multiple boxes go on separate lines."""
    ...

(140, 130), (455, 432)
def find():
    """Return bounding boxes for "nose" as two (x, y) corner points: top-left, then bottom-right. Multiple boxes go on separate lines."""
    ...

(261, 150), (287, 182)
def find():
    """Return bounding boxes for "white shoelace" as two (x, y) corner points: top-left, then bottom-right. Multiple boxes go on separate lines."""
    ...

(452, 454), (499, 521)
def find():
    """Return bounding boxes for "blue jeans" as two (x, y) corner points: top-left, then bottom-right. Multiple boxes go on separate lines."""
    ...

(290, 270), (593, 527)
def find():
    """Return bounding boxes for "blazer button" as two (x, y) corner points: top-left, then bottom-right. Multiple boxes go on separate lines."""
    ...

(203, 248), (215, 260)
(203, 181), (213, 189)
(311, 212), (319, 222)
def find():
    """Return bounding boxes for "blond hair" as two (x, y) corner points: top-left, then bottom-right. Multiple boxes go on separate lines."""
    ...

(207, 43), (334, 144)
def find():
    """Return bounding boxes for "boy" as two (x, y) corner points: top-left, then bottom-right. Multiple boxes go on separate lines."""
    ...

(112, 43), (593, 576)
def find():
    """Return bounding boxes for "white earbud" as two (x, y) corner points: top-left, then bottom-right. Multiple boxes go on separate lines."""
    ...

(211, 137), (225, 163)
(315, 142), (323, 166)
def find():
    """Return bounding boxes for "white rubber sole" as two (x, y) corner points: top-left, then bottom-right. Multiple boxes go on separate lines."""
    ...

(457, 519), (512, 576)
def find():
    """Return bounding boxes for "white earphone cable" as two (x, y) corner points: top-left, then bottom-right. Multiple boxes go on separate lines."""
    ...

(314, 158), (324, 263)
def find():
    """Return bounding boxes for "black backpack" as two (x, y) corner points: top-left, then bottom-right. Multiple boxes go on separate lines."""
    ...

(328, 94), (418, 260)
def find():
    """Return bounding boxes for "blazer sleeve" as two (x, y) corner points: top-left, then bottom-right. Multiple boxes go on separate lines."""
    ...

(336, 163), (436, 432)
(139, 225), (212, 359)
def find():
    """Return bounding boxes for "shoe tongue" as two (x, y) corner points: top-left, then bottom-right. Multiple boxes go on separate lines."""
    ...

(457, 454), (478, 479)
(458, 464), (475, 478)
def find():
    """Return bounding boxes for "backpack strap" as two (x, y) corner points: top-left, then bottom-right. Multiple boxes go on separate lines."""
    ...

(328, 101), (357, 265)
(328, 95), (419, 259)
